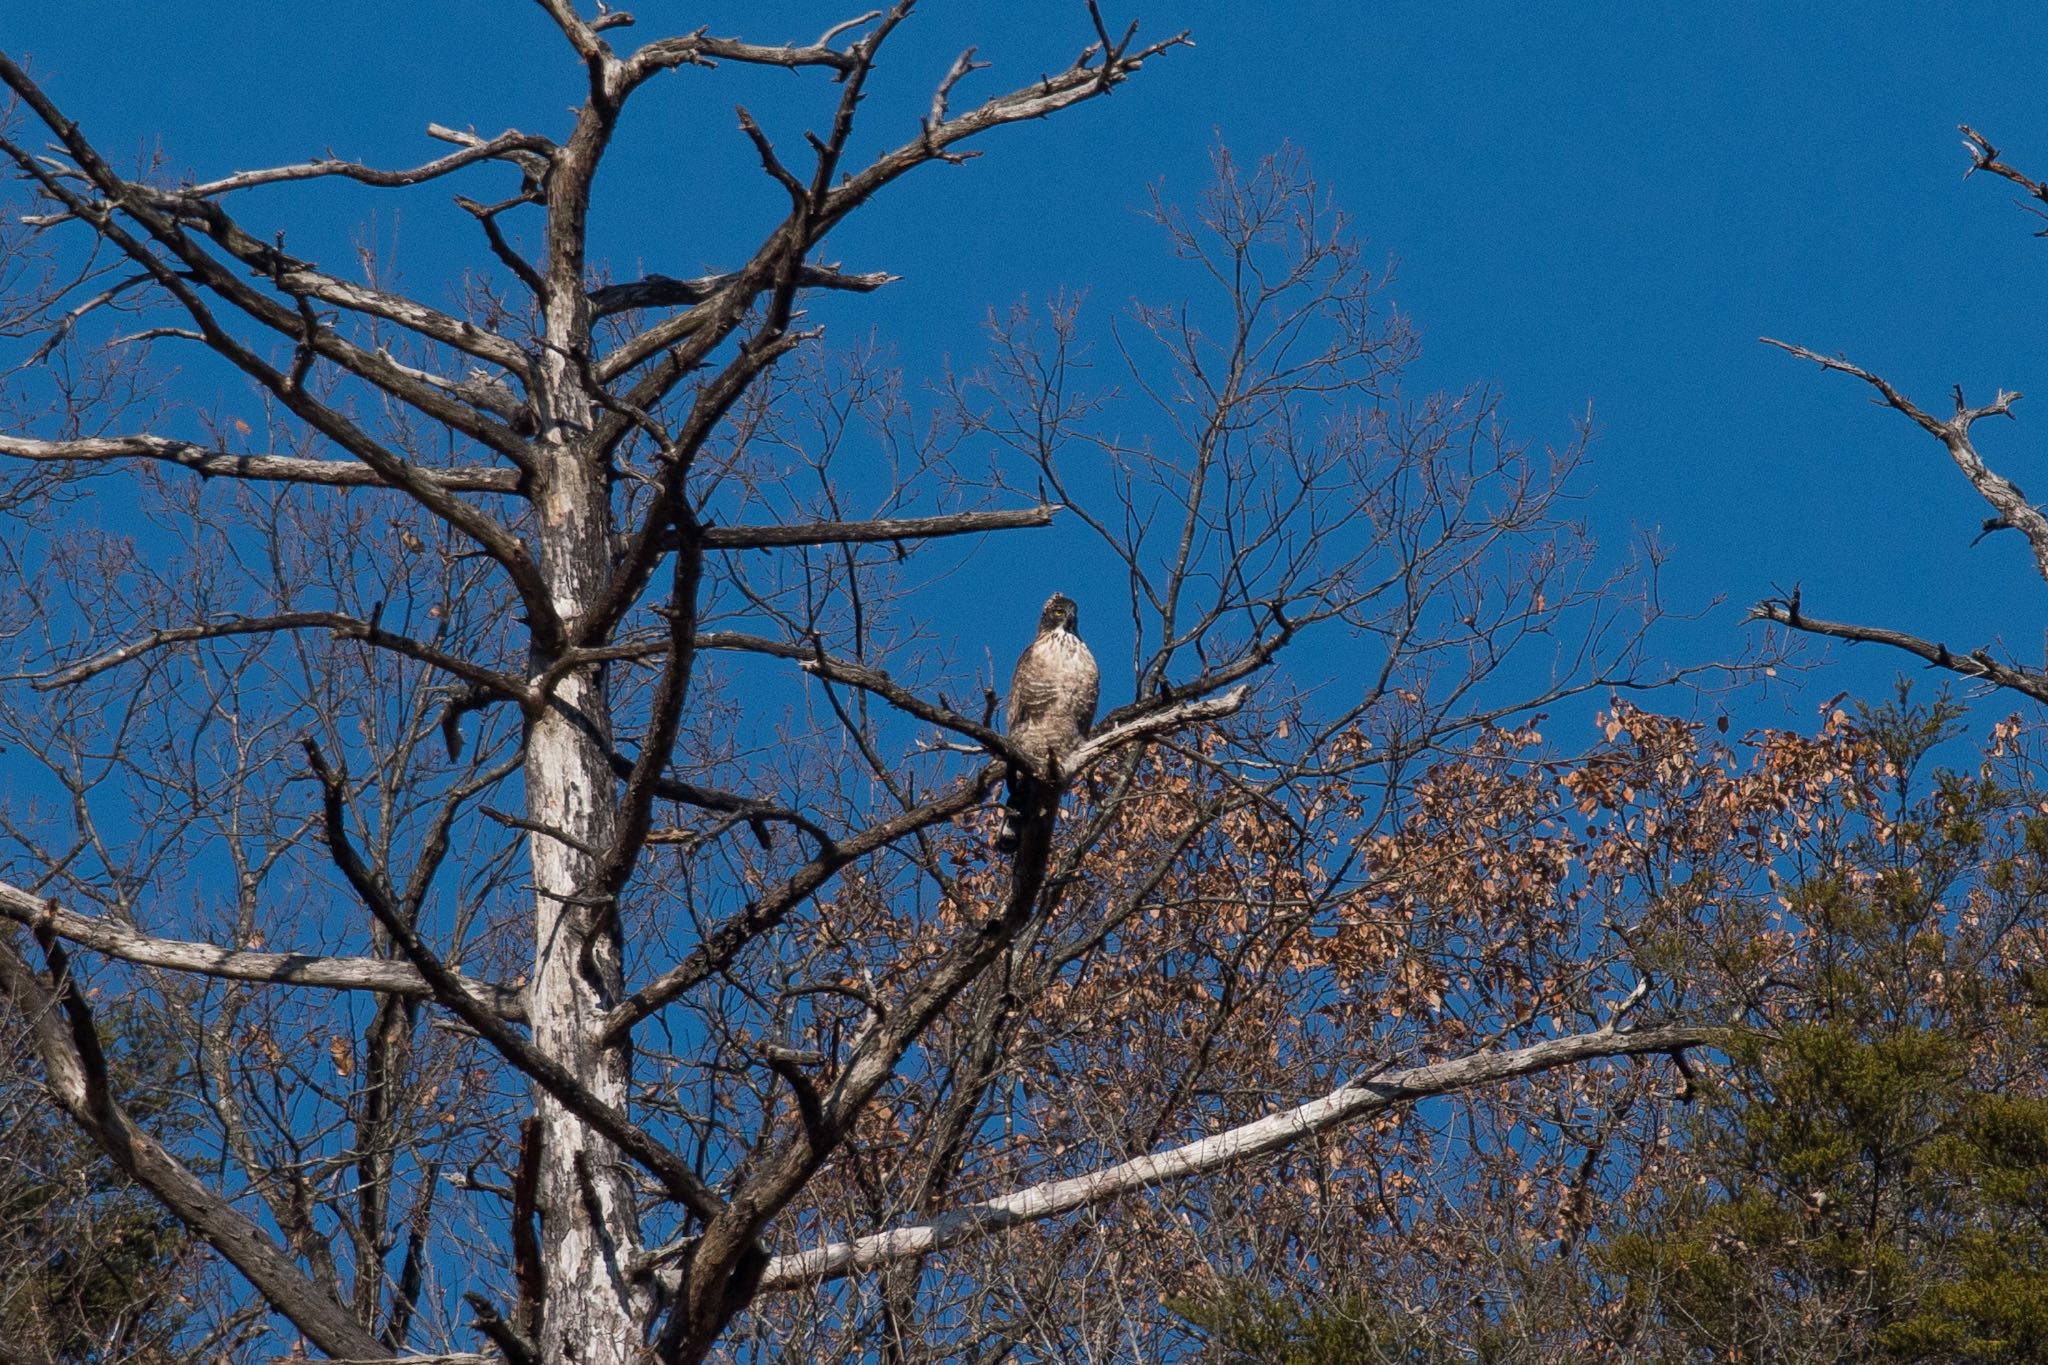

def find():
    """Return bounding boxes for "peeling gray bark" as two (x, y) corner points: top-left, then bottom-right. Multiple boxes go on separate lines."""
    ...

(525, 194), (651, 1362)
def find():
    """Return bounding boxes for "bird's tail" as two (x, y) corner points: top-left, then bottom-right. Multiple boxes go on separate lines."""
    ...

(996, 766), (1040, 853)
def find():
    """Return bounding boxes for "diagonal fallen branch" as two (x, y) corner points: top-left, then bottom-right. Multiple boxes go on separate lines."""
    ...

(755, 1020), (1718, 1289)
(0, 934), (389, 1360)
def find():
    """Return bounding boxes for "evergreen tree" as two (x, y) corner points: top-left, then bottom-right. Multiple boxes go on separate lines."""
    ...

(1605, 686), (2048, 1361)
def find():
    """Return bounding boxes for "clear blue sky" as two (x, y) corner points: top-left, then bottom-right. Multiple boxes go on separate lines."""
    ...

(15, 2), (2048, 727)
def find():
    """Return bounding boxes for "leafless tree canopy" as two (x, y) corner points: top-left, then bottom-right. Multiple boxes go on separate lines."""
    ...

(0, 8), (1710, 1362)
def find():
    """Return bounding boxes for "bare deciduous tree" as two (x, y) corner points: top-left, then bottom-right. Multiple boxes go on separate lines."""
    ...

(0, 10), (1715, 1363)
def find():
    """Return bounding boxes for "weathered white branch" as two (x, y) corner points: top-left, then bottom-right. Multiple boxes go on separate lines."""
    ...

(0, 881), (528, 1020)
(699, 504), (1057, 551)
(0, 433), (521, 492)
(756, 1021), (1716, 1289)
(818, 27), (1192, 231)
(623, 28), (868, 82)
(425, 122), (552, 179)
(1065, 686), (1249, 778)
(1763, 338), (2046, 581)
(120, 181), (533, 374)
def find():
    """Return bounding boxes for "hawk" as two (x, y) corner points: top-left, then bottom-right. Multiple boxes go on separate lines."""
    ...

(997, 592), (1099, 853)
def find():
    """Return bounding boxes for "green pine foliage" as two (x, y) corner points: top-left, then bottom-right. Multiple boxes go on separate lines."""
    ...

(1180, 686), (2048, 1363)
(1172, 1284), (1461, 1365)
(0, 995), (195, 1365)
(1605, 685), (2048, 1362)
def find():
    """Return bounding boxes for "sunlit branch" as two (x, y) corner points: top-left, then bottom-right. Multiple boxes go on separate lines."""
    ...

(622, 26), (870, 83)
(755, 1022), (1720, 1289)
(24, 170), (531, 374)
(182, 129), (557, 198)
(0, 880), (527, 1019)
(0, 433), (522, 492)
(697, 504), (1056, 551)
(1961, 124), (2048, 209)
(1064, 685), (1249, 778)
(98, 176), (539, 459)
(1762, 337), (2045, 581)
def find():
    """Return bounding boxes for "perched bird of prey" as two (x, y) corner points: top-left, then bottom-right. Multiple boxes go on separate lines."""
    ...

(997, 593), (1099, 853)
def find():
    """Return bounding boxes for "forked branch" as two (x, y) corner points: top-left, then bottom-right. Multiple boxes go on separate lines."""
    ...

(1961, 124), (2048, 211)
(304, 742), (725, 1222)
(1762, 337), (2046, 581)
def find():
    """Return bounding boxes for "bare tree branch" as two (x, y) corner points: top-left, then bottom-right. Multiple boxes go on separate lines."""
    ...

(32, 610), (533, 701)
(1961, 124), (2048, 210)
(0, 433), (521, 492)
(1762, 338), (2045, 580)
(600, 770), (996, 1046)
(755, 1022), (1719, 1289)
(0, 78), (559, 639)
(304, 740), (725, 1223)
(700, 632), (1011, 752)
(0, 880), (527, 1018)
(590, 264), (893, 318)
(699, 504), (1055, 551)
(601, 686), (1246, 1047)
(0, 935), (389, 1360)
(664, 733), (1067, 1356)
(622, 28), (868, 83)
(183, 130), (558, 198)
(1748, 597), (2048, 703)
